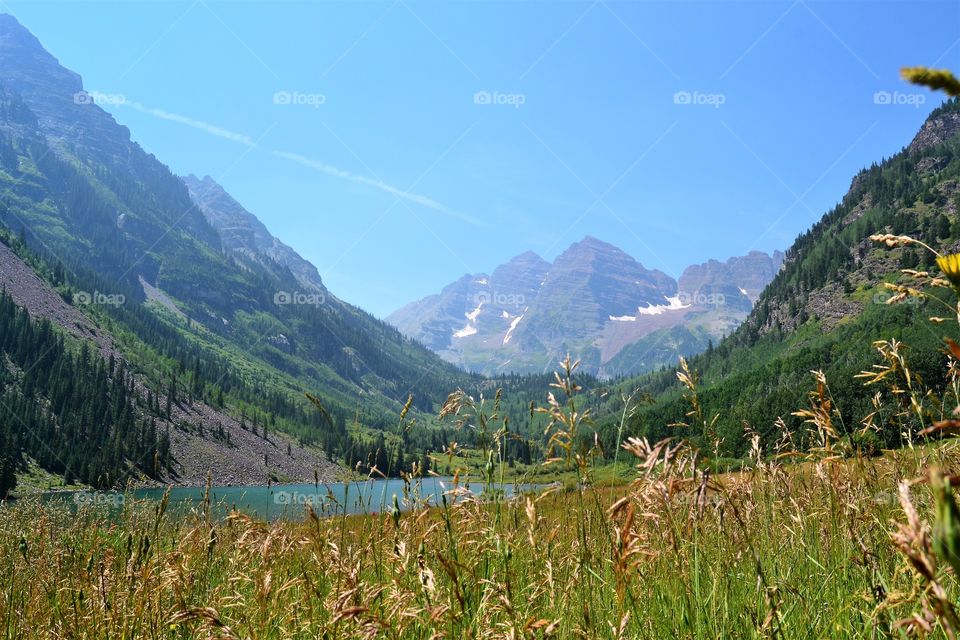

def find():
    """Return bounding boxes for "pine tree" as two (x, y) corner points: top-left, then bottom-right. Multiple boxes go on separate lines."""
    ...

(937, 213), (951, 240)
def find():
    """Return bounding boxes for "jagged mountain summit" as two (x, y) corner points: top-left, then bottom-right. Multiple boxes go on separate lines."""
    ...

(388, 236), (784, 377)
(182, 175), (326, 293)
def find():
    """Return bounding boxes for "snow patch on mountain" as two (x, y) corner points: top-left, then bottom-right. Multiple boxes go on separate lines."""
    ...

(637, 295), (689, 315)
(453, 301), (484, 338)
(453, 324), (477, 338)
(465, 301), (483, 321)
(611, 295), (689, 321)
(503, 310), (526, 344)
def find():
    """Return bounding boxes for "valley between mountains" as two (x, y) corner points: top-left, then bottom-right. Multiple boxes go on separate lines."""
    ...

(0, 11), (789, 492)
(0, 10), (959, 498)
(7, 4), (960, 638)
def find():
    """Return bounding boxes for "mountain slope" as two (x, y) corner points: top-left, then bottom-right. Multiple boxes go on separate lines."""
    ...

(0, 14), (464, 409)
(387, 250), (551, 361)
(182, 174), (326, 293)
(0, 13), (472, 487)
(617, 98), (960, 458)
(389, 237), (783, 377)
(0, 226), (339, 491)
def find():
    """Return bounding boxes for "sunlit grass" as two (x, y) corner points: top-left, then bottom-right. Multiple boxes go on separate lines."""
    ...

(1, 441), (958, 639)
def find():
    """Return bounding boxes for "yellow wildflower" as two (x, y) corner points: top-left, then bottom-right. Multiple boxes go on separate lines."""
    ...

(936, 253), (960, 291)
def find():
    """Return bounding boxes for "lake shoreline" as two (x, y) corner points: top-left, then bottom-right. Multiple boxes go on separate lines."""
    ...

(37, 477), (545, 521)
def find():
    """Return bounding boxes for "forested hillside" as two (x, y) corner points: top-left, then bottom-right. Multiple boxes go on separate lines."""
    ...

(0, 284), (168, 497)
(0, 14), (468, 419)
(0, 15), (498, 489)
(613, 99), (960, 459)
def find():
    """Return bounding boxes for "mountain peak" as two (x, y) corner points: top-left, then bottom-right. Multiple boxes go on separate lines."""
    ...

(185, 173), (216, 186)
(678, 250), (784, 308)
(0, 14), (148, 168)
(0, 14), (82, 96)
(509, 249), (545, 262)
(0, 13), (41, 46)
(909, 99), (960, 154)
(183, 174), (227, 198)
(181, 174), (326, 292)
(574, 235), (616, 250)
(560, 235), (633, 262)
(556, 236), (669, 284)
(501, 249), (549, 271)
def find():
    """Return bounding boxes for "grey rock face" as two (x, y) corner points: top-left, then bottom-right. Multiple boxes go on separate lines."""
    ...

(182, 174), (326, 292)
(909, 111), (960, 154)
(389, 236), (783, 376)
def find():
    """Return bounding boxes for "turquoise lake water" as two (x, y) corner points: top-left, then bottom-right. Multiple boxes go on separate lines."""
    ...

(47, 477), (539, 521)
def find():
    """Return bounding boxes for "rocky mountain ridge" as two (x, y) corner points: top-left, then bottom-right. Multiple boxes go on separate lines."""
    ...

(182, 174), (326, 293)
(388, 237), (784, 377)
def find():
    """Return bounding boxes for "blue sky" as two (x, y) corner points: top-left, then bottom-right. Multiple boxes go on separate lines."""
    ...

(6, 0), (960, 317)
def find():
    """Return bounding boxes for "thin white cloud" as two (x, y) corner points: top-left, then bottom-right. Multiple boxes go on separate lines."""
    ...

(123, 101), (258, 147)
(272, 151), (479, 225)
(119, 100), (474, 224)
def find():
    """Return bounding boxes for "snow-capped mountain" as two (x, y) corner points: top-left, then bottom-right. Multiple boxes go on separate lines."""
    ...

(388, 236), (784, 377)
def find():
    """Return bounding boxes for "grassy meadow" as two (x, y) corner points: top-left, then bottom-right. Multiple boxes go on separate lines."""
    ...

(2, 427), (960, 638)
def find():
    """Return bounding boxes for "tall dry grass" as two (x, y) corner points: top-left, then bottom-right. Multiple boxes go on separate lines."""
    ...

(1, 363), (959, 638)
